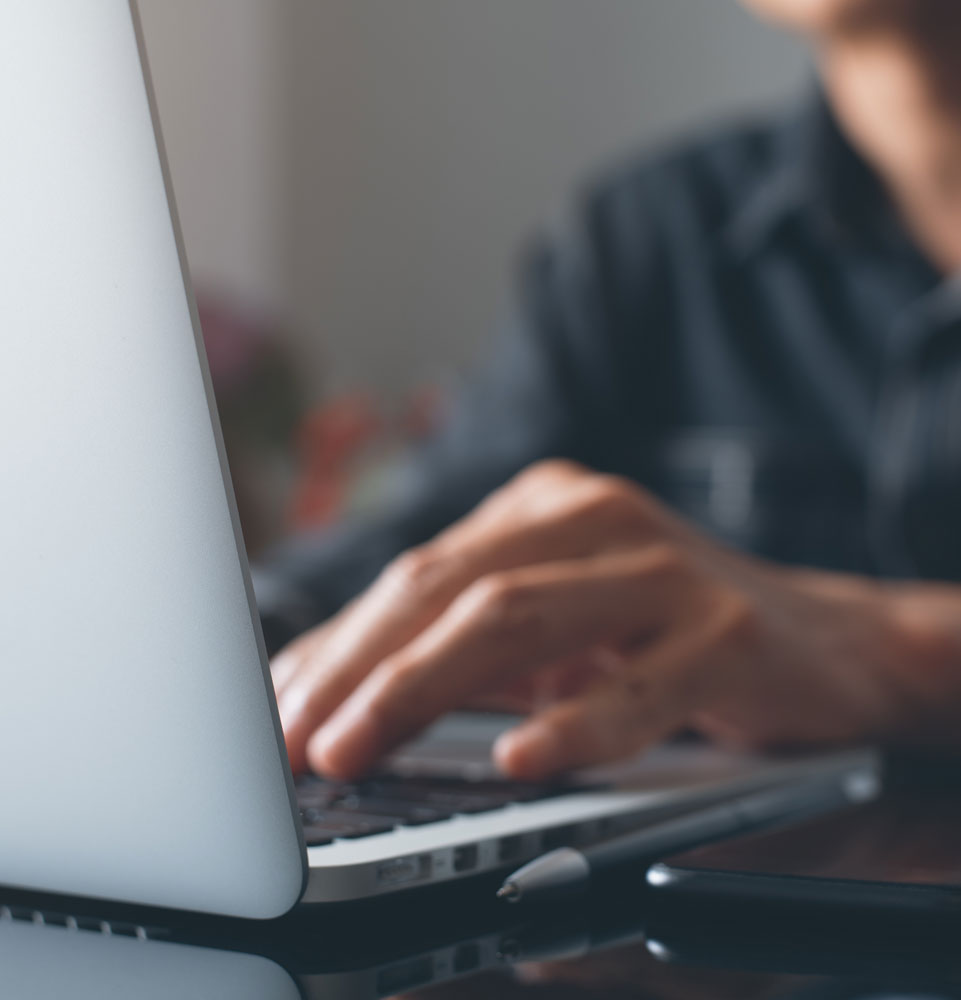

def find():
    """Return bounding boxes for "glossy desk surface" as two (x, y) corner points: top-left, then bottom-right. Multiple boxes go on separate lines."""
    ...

(2, 762), (958, 1000)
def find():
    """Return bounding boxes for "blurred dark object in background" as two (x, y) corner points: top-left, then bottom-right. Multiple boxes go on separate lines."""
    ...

(287, 386), (443, 533)
(199, 290), (443, 558)
(198, 293), (304, 558)
(288, 393), (380, 531)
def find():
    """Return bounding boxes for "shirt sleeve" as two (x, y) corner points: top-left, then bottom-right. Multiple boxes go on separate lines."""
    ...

(253, 179), (664, 653)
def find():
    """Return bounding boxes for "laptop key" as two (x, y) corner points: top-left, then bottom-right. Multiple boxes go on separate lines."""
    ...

(294, 778), (357, 810)
(331, 796), (454, 826)
(357, 785), (500, 814)
(301, 814), (397, 843)
(362, 778), (575, 813)
(300, 828), (335, 847)
(295, 775), (597, 836)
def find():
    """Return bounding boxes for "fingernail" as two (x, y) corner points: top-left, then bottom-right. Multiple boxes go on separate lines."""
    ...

(277, 687), (306, 732)
(305, 727), (334, 772)
(306, 700), (377, 777)
(269, 652), (291, 675)
(494, 726), (558, 779)
(306, 726), (353, 779)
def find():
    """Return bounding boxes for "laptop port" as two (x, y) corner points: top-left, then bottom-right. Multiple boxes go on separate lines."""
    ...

(376, 854), (431, 887)
(453, 844), (478, 873)
(453, 942), (481, 974)
(498, 835), (524, 862)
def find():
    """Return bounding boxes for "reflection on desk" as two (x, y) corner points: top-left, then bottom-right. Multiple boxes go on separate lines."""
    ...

(4, 904), (960, 1000)
(0, 891), (957, 1000)
(0, 913), (300, 999)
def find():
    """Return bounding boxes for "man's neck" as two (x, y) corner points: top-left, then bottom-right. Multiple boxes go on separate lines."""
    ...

(818, 15), (961, 273)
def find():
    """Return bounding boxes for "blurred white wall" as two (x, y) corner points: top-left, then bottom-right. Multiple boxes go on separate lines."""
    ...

(138, 0), (290, 312)
(140, 1), (809, 402)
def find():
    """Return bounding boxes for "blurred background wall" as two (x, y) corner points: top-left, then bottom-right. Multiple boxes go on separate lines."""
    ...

(139, 0), (808, 400)
(139, 0), (290, 315)
(135, 0), (809, 548)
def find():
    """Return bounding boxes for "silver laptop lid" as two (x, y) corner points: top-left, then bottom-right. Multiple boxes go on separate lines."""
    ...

(0, 1), (305, 917)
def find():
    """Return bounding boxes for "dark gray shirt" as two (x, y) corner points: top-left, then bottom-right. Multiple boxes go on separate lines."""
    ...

(256, 94), (961, 652)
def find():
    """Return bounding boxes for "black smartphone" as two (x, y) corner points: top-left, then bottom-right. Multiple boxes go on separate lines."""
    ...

(643, 785), (961, 977)
(647, 784), (961, 921)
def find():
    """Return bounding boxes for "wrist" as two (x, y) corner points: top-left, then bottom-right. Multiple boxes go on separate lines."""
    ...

(775, 567), (961, 748)
(878, 584), (961, 749)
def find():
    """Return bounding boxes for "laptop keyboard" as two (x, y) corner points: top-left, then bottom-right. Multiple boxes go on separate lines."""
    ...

(295, 775), (579, 846)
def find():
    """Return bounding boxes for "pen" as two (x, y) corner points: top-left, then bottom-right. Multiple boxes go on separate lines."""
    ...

(496, 766), (880, 905)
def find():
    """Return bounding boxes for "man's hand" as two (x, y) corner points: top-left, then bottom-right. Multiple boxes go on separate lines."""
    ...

(272, 461), (961, 779)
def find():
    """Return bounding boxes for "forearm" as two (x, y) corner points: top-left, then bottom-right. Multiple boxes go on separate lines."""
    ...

(882, 580), (961, 749)
(273, 459), (961, 778)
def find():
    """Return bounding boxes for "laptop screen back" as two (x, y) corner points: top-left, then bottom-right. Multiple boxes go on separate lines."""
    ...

(0, 1), (305, 917)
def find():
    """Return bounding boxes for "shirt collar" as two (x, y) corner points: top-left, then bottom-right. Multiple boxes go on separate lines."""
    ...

(725, 89), (890, 260)
(725, 91), (961, 337)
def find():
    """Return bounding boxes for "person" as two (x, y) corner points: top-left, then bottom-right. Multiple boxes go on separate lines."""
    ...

(260, 0), (961, 781)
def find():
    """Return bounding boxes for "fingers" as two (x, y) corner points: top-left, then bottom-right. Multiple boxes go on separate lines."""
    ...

(492, 649), (696, 780)
(274, 466), (664, 772)
(273, 559), (449, 771)
(306, 546), (697, 777)
(463, 647), (625, 714)
(270, 620), (334, 695)
(493, 611), (747, 779)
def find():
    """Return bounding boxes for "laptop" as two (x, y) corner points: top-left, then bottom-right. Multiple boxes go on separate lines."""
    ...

(0, 0), (878, 920)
